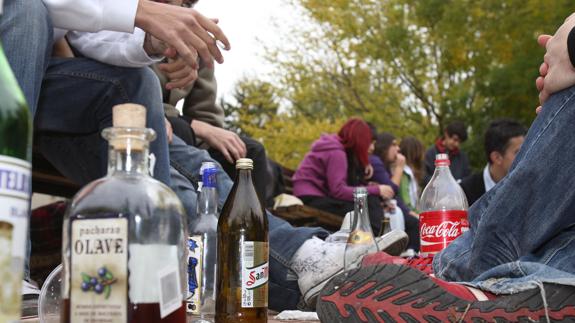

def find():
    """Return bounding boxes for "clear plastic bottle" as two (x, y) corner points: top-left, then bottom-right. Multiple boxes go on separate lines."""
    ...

(188, 162), (219, 322)
(344, 187), (379, 271)
(418, 153), (469, 257)
(61, 104), (187, 323)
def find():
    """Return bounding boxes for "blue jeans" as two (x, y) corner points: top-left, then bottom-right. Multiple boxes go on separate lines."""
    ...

(168, 136), (329, 310)
(434, 86), (575, 294)
(1, 0), (170, 279)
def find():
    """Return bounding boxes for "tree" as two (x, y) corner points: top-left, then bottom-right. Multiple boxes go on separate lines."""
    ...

(224, 0), (572, 169)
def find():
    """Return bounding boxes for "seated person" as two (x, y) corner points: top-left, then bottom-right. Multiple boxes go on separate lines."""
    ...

(460, 119), (526, 206)
(315, 13), (575, 321)
(292, 118), (394, 234)
(398, 136), (425, 210)
(424, 121), (471, 185)
(371, 132), (420, 250)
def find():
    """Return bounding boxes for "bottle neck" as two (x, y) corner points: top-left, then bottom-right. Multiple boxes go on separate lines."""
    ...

(103, 128), (155, 177)
(352, 192), (372, 233)
(198, 186), (218, 216)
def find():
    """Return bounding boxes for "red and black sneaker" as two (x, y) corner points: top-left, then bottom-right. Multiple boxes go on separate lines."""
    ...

(362, 252), (435, 275)
(317, 264), (575, 322)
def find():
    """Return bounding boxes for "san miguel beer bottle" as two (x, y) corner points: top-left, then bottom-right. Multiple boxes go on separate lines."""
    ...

(0, 1), (33, 320)
(215, 158), (269, 323)
(61, 104), (188, 323)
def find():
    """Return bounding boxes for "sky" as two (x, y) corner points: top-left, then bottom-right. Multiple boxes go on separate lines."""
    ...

(195, 0), (291, 101)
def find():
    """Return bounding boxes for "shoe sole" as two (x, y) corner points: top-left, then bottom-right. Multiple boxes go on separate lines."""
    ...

(317, 264), (575, 322)
(303, 234), (408, 309)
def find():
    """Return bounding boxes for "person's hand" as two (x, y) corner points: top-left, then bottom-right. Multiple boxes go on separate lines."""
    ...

(409, 211), (419, 218)
(364, 164), (374, 180)
(394, 153), (406, 170)
(135, 0), (230, 69)
(192, 120), (246, 163)
(165, 118), (173, 144)
(378, 185), (395, 199)
(536, 13), (575, 110)
(158, 56), (199, 90)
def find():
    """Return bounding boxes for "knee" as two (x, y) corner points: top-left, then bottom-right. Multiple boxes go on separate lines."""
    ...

(121, 67), (163, 115)
(6, 0), (52, 40)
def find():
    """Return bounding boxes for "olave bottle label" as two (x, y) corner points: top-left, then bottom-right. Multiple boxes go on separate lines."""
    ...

(70, 217), (128, 322)
(241, 241), (268, 308)
(419, 210), (469, 256)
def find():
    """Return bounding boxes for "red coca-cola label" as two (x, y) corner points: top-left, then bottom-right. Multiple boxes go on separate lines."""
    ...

(419, 210), (468, 256)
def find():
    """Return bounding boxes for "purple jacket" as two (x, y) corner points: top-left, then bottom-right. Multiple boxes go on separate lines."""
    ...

(293, 134), (380, 201)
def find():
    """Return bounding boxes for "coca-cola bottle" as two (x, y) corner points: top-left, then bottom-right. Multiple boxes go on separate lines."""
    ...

(418, 153), (469, 257)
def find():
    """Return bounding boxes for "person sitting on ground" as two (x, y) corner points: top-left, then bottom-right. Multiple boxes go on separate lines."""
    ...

(314, 13), (575, 322)
(460, 119), (526, 206)
(292, 118), (394, 234)
(371, 132), (420, 251)
(424, 120), (471, 185)
(399, 136), (425, 210)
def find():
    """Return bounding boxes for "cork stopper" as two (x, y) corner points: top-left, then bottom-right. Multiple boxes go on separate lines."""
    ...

(235, 158), (253, 170)
(113, 104), (146, 128)
(110, 104), (147, 150)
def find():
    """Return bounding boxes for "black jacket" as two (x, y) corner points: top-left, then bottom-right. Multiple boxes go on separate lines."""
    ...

(423, 144), (471, 186)
(459, 172), (485, 207)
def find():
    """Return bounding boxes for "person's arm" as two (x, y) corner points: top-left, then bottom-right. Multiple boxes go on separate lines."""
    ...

(67, 29), (163, 68)
(43, 0), (230, 69)
(325, 151), (380, 201)
(390, 153), (406, 186)
(181, 61), (225, 128)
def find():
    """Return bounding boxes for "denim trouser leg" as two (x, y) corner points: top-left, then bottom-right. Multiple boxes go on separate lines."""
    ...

(0, 0), (52, 112)
(434, 86), (575, 286)
(35, 59), (170, 186)
(169, 135), (232, 210)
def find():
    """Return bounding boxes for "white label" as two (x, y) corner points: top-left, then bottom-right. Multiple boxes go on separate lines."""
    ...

(0, 155), (30, 260)
(241, 241), (269, 308)
(70, 217), (128, 323)
(158, 265), (182, 319)
(186, 236), (202, 314)
(128, 244), (182, 303)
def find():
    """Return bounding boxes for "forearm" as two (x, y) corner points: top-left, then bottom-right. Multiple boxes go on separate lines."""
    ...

(391, 168), (403, 187)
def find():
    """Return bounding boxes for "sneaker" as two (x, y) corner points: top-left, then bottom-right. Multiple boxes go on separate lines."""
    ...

(291, 230), (408, 309)
(317, 264), (575, 322)
(362, 251), (434, 274)
(21, 280), (40, 318)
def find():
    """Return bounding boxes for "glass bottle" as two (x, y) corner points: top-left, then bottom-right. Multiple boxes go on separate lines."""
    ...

(344, 187), (379, 271)
(61, 104), (187, 323)
(0, 2), (33, 320)
(215, 158), (268, 323)
(418, 153), (469, 257)
(188, 162), (219, 322)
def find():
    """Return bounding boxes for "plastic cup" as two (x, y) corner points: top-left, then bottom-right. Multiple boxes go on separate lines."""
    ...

(38, 264), (62, 323)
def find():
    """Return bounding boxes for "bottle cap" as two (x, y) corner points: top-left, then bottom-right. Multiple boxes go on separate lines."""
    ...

(435, 153), (450, 166)
(113, 104), (146, 128)
(235, 158), (253, 170)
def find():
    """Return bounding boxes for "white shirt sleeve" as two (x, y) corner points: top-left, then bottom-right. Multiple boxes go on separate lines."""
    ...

(43, 0), (138, 33)
(67, 29), (164, 68)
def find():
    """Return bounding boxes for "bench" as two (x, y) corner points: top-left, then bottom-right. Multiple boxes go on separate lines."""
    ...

(271, 166), (343, 232)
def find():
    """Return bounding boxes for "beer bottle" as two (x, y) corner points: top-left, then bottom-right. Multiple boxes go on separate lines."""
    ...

(215, 158), (268, 323)
(0, 1), (33, 320)
(61, 104), (187, 323)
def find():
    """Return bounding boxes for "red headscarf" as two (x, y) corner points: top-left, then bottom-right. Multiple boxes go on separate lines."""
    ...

(338, 118), (372, 167)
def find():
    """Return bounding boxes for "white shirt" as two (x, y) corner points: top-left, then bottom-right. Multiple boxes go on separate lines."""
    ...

(482, 164), (496, 193)
(67, 29), (163, 68)
(43, 0), (138, 34)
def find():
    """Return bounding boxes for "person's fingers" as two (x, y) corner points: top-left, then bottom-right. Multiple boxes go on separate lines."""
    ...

(163, 47), (178, 58)
(210, 18), (219, 24)
(159, 60), (185, 73)
(536, 76), (545, 92)
(165, 66), (192, 80)
(166, 71), (198, 89)
(539, 90), (550, 105)
(536, 106), (543, 114)
(538, 34), (552, 48)
(193, 11), (230, 51)
(234, 136), (247, 157)
(189, 24), (223, 65)
(171, 38), (199, 69)
(539, 62), (549, 77)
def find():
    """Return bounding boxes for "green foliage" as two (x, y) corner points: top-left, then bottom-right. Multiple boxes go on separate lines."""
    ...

(224, 0), (572, 170)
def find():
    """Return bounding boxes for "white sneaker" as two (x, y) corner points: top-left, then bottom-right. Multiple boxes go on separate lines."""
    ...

(291, 230), (408, 308)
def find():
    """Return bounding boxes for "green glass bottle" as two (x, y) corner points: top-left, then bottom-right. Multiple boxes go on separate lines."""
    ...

(0, 1), (34, 321)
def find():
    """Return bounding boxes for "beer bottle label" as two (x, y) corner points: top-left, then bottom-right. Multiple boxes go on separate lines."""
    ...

(241, 241), (269, 308)
(186, 235), (203, 314)
(0, 156), (29, 322)
(69, 216), (128, 323)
